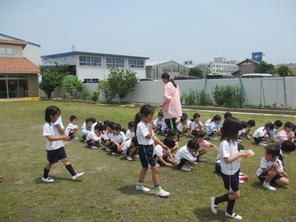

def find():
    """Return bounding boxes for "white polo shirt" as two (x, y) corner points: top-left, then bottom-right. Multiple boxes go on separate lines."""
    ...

(174, 145), (197, 165)
(125, 129), (135, 140)
(191, 120), (203, 130)
(110, 131), (126, 144)
(256, 157), (283, 176)
(86, 131), (101, 142)
(253, 126), (266, 138)
(136, 121), (155, 145)
(219, 140), (240, 175)
(43, 117), (64, 151)
(65, 123), (78, 136)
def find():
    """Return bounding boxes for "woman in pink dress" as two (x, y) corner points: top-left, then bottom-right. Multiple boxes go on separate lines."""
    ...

(161, 73), (182, 130)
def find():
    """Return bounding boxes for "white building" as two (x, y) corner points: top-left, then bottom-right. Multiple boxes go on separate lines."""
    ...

(42, 51), (149, 82)
(198, 57), (239, 74)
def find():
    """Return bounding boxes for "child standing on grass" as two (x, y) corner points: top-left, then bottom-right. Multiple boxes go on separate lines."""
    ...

(42, 106), (84, 183)
(135, 104), (170, 197)
(211, 117), (250, 220)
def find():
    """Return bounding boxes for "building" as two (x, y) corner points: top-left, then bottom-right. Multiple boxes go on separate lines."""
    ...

(42, 51), (149, 82)
(198, 57), (239, 74)
(235, 58), (260, 77)
(0, 33), (41, 99)
(146, 61), (189, 80)
(184, 60), (198, 69)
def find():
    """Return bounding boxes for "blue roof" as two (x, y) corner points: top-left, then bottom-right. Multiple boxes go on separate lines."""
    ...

(42, 51), (149, 60)
(0, 33), (41, 47)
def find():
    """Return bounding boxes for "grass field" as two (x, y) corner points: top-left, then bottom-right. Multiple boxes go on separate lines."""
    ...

(0, 101), (295, 222)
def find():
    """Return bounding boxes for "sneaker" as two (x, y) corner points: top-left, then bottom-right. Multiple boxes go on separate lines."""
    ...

(136, 185), (151, 192)
(72, 172), (85, 180)
(0, 176), (4, 179)
(41, 177), (54, 183)
(154, 187), (170, 197)
(106, 147), (111, 152)
(135, 154), (140, 158)
(258, 142), (267, 146)
(210, 197), (218, 214)
(239, 179), (245, 184)
(181, 165), (192, 172)
(127, 156), (133, 161)
(263, 182), (277, 191)
(111, 152), (116, 155)
(90, 145), (97, 149)
(225, 212), (242, 220)
(239, 175), (249, 181)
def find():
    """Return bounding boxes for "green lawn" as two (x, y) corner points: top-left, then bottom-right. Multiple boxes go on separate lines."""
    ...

(0, 101), (295, 222)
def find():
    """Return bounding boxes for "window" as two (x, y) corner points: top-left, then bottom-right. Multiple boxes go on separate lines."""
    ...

(106, 57), (125, 68)
(128, 59), (144, 68)
(83, 78), (92, 83)
(0, 47), (13, 55)
(79, 56), (101, 66)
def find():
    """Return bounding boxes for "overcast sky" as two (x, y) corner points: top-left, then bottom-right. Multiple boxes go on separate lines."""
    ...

(1, 0), (296, 64)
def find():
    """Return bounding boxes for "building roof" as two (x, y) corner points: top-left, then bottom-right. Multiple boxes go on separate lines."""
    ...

(0, 33), (41, 47)
(237, 58), (260, 66)
(0, 57), (40, 73)
(0, 39), (27, 48)
(42, 51), (149, 60)
(146, 60), (185, 66)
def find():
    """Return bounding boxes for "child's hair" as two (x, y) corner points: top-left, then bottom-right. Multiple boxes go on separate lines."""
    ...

(94, 123), (106, 131)
(134, 105), (155, 132)
(187, 140), (199, 150)
(192, 130), (205, 139)
(280, 141), (296, 153)
(86, 117), (96, 124)
(221, 117), (242, 141)
(212, 115), (221, 122)
(158, 112), (164, 118)
(180, 116), (187, 123)
(161, 72), (177, 88)
(128, 121), (135, 129)
(182, 112), (188, 119)
(238, 144), (245, 151)
(193, 113), (201, 119)
(265, 122), (274, 130)
(274, 120), (283, 128)
(70, 115), (77, 121)
(163, 138), (176, 148)
(166, 129), (178, 137)
(284, 122), (294, 129)
(112, 123), (122, 131)
(265, 145), (280, 157)
(241, 121), (248, 129)
(45, 106), (61, 123)
(247, 120), (256, 127)
(224, 112), (232, 119)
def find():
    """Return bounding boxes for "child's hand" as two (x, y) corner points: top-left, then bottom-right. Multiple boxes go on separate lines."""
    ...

(162, 144), (169, 150)
(272, 163), (278, 169)
(239, 151), (250, 157)
(166, 163), (173, 167)
(64, 136), (71, 141)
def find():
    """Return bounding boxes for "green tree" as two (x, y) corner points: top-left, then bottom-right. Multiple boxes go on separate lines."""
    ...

(98, 80), (116, 103)
(255, 61), (275, 74)
(39, 64), (70, 99)
(62, 75), (84, 98)
(277, 65), (291, 77)
(189, 67), (203, 78)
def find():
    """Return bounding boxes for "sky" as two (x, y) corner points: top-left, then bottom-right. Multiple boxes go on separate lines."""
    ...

(1, 0), (296, 64)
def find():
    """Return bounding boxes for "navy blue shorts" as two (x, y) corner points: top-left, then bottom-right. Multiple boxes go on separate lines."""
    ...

(258, 172), (284, 184)
(46, 147), (67, 164)
(138, 145), (156, 168)
(221, 170), (240, 192)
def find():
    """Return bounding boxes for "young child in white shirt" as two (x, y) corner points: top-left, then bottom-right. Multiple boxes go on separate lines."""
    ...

(153, 138), (176, 167)
(174, 140), (199, 172)
(206, 115), (222, 140)
(126, 121), (136, 140)
(269, 120), (283, 141)
(190, 113), (203, 132)
(80, 117), (96, 140)
(109, 123), (127, 155)
(177, 116), (191, 137)
(239, 120), (255, 140)
(256, 145), (289, 191)
(153, 112), (164, 134)
(86, 124), (105, 149)
(42, 106), (84, 183)
(65, 115), (79, 140)
(253, 122), (274, 146)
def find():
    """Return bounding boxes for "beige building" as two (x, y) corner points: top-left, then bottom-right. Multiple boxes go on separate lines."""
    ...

(235, 58), (260, 77)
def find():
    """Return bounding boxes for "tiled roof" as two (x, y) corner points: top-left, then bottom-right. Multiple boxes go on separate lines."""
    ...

(0, 57), (40, 73)
(0, 39), (27, 48)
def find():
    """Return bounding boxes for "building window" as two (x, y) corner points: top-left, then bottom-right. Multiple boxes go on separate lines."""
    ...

(79, 56), (101, 66)
(83, 78), (92, 83)
(0, 47), (13, 55)
(128, 59), (144, 68)
(106, 57), (125, 68)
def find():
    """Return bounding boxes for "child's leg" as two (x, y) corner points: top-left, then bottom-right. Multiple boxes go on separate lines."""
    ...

(275, 177), (289, 186)
(197, 149), (207, 160)
(264, 170), (277, 184)
(151, 166), (160, 186)
(43, 163), (53, 178)
(61, 158), (77, 176)
(138, 167), (148, 182)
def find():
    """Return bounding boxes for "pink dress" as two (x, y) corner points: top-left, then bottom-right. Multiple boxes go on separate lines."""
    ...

(275, 129), (295, 143)
(162, 82), (182, 119)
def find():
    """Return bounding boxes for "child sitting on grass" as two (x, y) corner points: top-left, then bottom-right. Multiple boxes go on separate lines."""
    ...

(80, 117), (96, 141)
(86, 124), (105, 149)
(239, 120), (255, 140)
(206, 115), (222, 140)
(256, 145), (289, 191)
(126, 121), (135, 140)
(65, 115), (79, 139)
(165, 129), (179, 152)
(174, 140), (199, 172)
(275, 122), (295, 144)
(109, 123), (127, 155)
(177, 116), (191, 137)
(153, 138), (176, 167)
(153, 112), (164, 134)
(253, 122), (274, 146)
(42, 106), (84, 183)
(269, 120), (283, 141)
(190, 113), (203, 132)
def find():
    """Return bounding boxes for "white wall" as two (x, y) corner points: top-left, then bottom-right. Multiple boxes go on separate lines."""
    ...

(23, 44), (41, 65)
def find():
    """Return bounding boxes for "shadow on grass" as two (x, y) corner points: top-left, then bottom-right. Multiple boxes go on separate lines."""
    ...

(193, 207), (229, 222)
(34, 176), (83, 184)
(118, 185), (153, 196)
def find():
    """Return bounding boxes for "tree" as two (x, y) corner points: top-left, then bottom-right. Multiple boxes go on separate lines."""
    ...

(39, 64), (70, 98)
(62, 75), (84, 98)
(189, 67), (203, 78)
(277, 65), (291, 77)
(98, 80), (116, 103)
(255, 61), (275, 74)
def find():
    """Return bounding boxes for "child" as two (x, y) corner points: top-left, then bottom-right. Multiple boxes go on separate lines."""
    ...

(153, 138), (176, 167)
(239, 120), (255, 140)
(80, 117), (96, 140)
(161, 121), (169, 135)
(135, 104), (170, 197)
(221, 112), (232, 127)
(174, 140), (199, 172)
(126, 115), (140, 161)
(192, 131), (218, 162)
(275, 122), (295, 144)
(269, 120), (283, 141)
(153, 112), (164, 134)
(109, 123), (127, 155)
(177, 116), (191, 137)
(256, 145), (289, 191)
(206, 115), (222, 140)
(166, 129), (179, 152)
(211, 117), (250, 220)
(278, 140), (296, 172)
(65, 115), (79, 139)
(101, 121), (113, 147)
(42, 106), (84, 183)
(126, 121), (135, 140)
(86, 124), (105, 149)
(190, 113), (203, 132)
(253, 122), (274, 146)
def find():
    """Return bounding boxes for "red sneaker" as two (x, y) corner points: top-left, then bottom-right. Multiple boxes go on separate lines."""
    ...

(0, 176), (4, 179)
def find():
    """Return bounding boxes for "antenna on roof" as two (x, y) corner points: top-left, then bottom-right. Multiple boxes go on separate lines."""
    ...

(71, 45), (75, 51)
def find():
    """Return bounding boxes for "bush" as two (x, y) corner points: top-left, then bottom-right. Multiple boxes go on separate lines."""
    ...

(91, 92), (99, 102)
(98, 80), (116, 103)
(62, 75), (84, 99)
(182, 89), (196, 105)
(196, 89), (212, 105)
(80, 87), (90, 100)
(212, 85), (245, 108)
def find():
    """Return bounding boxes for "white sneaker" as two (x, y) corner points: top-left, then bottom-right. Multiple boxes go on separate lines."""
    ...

(210, 197), (218, 214)
(41, 177), (54, 183)
(154, 187), (170, 197)
(135, 154), (140, 158)
(127, 156), (133, 161)
(111, 152), (116, 155)
(136, 185), (151, 192)
(181, 165), (192, 172)
(259, 142), (267, 146)
(72, 172), (85, 180)
(105, 147), (111, 152)
(263, 182), (277, 191)
(90, 145), (97, 149)
(225, 212), (242, 220)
